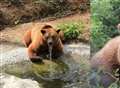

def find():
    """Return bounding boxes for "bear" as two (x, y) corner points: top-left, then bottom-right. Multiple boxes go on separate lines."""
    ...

(22, 24), (64, 61)
(57, 29), (65, 42)
(117, 23), (120, 32)
(90, 36), (120, 87)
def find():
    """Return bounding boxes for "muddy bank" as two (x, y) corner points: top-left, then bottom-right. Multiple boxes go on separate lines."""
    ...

(0, 0), (89, 29)
(0, 13), (90, 45)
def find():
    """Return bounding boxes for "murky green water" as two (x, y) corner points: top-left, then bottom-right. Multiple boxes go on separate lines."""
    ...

(0, 43), (90, 88)
(0, 53), (90, 88)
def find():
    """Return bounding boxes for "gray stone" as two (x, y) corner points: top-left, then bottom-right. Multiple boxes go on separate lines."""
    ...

(0, 73), (41, 88)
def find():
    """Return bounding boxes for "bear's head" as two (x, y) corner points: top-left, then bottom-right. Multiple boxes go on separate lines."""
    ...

(41, 24), (62, 47)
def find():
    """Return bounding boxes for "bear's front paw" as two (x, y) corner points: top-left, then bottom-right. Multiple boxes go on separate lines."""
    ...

(29, 56), (43, 63)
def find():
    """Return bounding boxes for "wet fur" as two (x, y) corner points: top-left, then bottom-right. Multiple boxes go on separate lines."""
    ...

(22, 24), (64, 60)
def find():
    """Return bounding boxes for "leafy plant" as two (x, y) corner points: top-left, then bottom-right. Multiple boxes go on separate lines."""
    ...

(91, 0), (120, 53)
(90, 20), (110, 53)
(57, 22), (84, 40)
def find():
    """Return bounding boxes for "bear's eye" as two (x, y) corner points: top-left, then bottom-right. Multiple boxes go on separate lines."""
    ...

(41, 30), (46, 34)
(52, 35), (55, 39)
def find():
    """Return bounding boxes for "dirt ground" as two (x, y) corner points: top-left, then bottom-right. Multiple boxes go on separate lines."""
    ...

(0, 0), (89, 28)
(0, 12), (90, 52)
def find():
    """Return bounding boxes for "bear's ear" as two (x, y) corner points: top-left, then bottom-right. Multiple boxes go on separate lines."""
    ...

(42, 24), (52, 29)
(56, 29), (61, 33)
(41, 29), (46, 35)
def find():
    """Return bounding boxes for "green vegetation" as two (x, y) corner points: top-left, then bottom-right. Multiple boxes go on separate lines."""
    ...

(91, 0), (120, 53)
(57, 22), (84, 40)
(91, 21), (110, 52)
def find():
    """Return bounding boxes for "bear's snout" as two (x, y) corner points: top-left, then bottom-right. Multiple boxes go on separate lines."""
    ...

(48, 41), (53, 46)
(47, 38), (53, 46)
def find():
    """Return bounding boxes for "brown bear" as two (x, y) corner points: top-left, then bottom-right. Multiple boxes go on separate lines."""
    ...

(90, 36), (120, 87)
(91, 36), (120, 72)
(57, 29), (65, 42)
(117, 23), (120, 32)
(23, 24), (64, 61)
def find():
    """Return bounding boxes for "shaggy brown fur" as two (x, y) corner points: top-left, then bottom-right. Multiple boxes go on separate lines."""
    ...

(91, 36), (120, 73)
(23, 24), (64, 60)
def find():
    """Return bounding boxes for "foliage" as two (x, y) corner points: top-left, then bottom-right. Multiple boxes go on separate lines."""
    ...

(91, 20), (110, 53)
(91, 0), (120, 53)
(57, 22), (84, 40)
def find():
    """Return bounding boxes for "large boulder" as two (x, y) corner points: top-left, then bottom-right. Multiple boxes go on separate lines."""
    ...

(0, 73), (41, 88)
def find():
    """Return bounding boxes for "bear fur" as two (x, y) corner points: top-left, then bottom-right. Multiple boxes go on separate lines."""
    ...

(117, 23), (120, 32)
(117, 23), (120, 29)
(22, 24), (64, 60)
(91, 36), (120, 73)
(90, 36), (120, 87)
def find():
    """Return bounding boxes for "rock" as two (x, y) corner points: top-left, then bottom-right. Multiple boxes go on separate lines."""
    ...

(0, 73), (41, 88)
(32, 59), (69, 80)
(0, 43), (90, 88)
(64, 43), (90, 58)
(0, 43), (90, 66)
(0, 47), (30, 66)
